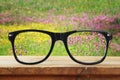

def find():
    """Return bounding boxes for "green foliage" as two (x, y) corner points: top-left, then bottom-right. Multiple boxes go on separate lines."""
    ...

(0, 0), (120, 16)
(0, 0), (120, 56)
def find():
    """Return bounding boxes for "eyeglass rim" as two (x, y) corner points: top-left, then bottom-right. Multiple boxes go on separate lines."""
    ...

(8, 29), (112, 65)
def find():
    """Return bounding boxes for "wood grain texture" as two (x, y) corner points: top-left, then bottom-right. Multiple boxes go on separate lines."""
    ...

(0, 56), (120, 80)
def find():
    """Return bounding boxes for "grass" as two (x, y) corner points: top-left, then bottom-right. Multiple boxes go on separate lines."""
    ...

(0, 23), (120, 56)
(0, 0), (120, 17)
(0, 0), (120, 56)
(0, 23), (58, 55)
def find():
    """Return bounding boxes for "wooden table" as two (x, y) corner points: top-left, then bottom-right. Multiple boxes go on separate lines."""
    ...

(0, 56), (120, 80)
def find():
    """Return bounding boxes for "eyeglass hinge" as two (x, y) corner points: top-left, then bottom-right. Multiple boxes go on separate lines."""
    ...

(107, 33), (112, 40)
(8, 34), (13, 37)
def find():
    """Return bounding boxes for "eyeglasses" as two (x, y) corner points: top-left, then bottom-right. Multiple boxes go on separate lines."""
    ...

(8, 29), (112, 65)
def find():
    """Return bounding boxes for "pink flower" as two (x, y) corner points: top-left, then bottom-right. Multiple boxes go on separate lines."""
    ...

(58, 15), (66, 20)
(71, 16), (80, 22)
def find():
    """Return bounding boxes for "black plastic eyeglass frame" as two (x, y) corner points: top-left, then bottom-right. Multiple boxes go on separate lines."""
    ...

(8, 29), (112, 65)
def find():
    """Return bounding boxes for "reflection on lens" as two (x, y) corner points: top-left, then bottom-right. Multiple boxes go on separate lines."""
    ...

(67, 32), (106, 63)
(14, 32), (51, 63)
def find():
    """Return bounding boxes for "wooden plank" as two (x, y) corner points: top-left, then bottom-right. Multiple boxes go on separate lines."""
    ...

(0, 56), (120, 80)
(0, 56), (120, 67)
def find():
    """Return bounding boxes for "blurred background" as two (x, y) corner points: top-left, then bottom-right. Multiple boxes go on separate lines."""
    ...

(0, 0), (120, 56)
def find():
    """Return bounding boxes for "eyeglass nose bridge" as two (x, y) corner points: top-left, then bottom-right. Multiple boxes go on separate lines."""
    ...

(54, 33), (66, 41)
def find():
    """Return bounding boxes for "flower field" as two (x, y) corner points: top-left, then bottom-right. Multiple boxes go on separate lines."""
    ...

(0, 0), (120, 56)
